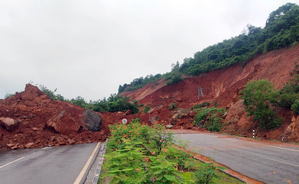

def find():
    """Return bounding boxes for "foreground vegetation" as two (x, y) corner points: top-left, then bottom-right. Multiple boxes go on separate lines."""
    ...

(99, 119), (243, 184)
(119, 3), (299, 92)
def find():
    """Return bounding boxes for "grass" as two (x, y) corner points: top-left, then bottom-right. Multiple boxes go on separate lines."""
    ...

(213, 170), (244, 184)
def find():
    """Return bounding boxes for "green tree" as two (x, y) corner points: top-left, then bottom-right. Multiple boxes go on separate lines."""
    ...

(240, 80), (281, 130)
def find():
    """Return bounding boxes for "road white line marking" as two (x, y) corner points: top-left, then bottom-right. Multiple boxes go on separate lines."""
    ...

(264, 156), (299, 168)
(264, 144), (299, 152)
(0, 157), (25, 169)
(74, 142), (101, 184)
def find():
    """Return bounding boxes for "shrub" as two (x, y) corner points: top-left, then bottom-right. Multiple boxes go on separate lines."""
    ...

(4, 93), (14, 99)
(291, 100), (299, 114)
(168, 103), (176, 110)
(240, 80), (282, 130)
(143, 106), (151, 113)
(194, 107), (225, 132)
(166, 72), (183, 85)
(192, 102), (210, 109)
(102, 120), (222, 183)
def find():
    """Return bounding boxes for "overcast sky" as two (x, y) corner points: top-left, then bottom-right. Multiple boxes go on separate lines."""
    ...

(0, 0), (296, 101)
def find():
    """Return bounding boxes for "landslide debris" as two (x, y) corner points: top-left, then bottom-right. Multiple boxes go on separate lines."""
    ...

(120, 44), (299, 142)
(0, 84), (109, 150)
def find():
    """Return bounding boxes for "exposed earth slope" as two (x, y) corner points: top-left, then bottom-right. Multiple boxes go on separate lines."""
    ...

(121, 44), (299, 142)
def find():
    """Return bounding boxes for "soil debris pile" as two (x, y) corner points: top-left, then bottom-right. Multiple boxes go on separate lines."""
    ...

(0, 84), (109, 150)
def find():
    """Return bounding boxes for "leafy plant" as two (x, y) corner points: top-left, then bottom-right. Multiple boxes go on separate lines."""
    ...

(291, 100), (299, 114)
(169, 103), (176, 110)
(166, 72), (184, 85)
(240, 79), (282, 130)
(192, 102), (210, 109)
(143, 106), (151, 113)
(194, 107), (225, 132)
(151, 124), (174, 154)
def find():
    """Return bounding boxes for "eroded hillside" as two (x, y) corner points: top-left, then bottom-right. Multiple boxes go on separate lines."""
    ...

(120, 44), (299, 142)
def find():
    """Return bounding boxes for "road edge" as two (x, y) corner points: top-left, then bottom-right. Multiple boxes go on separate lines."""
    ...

(74, 142), (101, 184)
(173, 145), (263, 184)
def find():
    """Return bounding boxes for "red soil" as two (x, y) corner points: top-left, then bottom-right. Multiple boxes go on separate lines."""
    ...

(0, 84), (110, 150)
(2, 45), (299, 151)
(120, 44), (299, 142)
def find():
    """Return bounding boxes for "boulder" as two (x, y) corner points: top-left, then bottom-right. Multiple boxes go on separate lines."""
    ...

(198, 120), (204, 126)
(0, 117), (19, 131)
(82, 110), (102, 132)
(125, 109), (132, 115)
(21, 84), (45, 101)
(149, 116), (159, 124)
(47, 110), (83, 135)
(165, 125), (173, 129)
(56, 136), (66, 145)
(7, 143), (19, 150)
(25, 143), (35, 149)
(68, 138), (75, 145)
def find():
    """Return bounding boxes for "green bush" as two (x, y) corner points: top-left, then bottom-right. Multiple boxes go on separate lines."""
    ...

(291, 100), (299, 114)
(168, 103), (176, 110)
(143, 106), (151, 113)
(240, 80), (282, 130)
(192, 102), (210, 109)
(194, 107), (226, 132)
(166, 72), (184, 85)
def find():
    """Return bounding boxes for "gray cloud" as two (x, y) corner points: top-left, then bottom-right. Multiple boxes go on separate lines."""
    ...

(0, 0), (295, 101)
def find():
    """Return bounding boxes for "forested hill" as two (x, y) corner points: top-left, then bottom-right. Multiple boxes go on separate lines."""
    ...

(118, 3), (299, 93)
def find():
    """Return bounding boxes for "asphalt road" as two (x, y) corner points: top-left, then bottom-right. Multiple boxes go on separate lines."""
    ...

(0, 143), (98, 184)
(175, 133), (299, 184)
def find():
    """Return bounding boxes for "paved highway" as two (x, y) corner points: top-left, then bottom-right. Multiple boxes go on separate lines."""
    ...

(175, 133), (299, 184)
(0, 143), (98, 184)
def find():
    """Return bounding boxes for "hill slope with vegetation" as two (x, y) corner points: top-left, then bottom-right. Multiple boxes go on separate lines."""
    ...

(118, 3), (299, 93)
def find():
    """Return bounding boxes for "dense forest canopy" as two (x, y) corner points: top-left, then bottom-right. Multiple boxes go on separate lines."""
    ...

(118, 3), (299, 93)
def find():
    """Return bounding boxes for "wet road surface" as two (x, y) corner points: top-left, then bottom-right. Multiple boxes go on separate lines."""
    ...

(0, 143), (97, 184)
(175, 133), (299, 184)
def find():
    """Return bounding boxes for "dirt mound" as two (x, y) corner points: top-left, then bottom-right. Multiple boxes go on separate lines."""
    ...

(121, 44), (299, 142)
(0, 84), (109, 150)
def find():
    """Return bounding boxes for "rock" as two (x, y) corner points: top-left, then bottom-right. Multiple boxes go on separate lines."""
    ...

(47, 110), (84, 135)
(31, 127), (41, 131)
(222, 112), (228, 118)
(21, 84), (45, 101)
(172, 113), (180, 120)
(50, 136), (56, 141)
(82, 110), (102, 132)
(147, 108), (155, 114)
(197, 120), (204, 126)
(175, 97), (182, 102)
(0, 132), (3, 140)
(125, 109), (132, 115)
(68, 138), (75, 145)
(165, 125), (173, 129)
(25, 143), (35, 149)
(186, 123), (194, 129)
(0, 117), (19, 131)
(7, 143), (19, 150)
(149, 116), (159, 124)
(56, 136), (66, 145)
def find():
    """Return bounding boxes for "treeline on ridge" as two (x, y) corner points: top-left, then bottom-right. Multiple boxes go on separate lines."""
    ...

(37, 85), (139, 114)
(118, 3), (299, 93)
